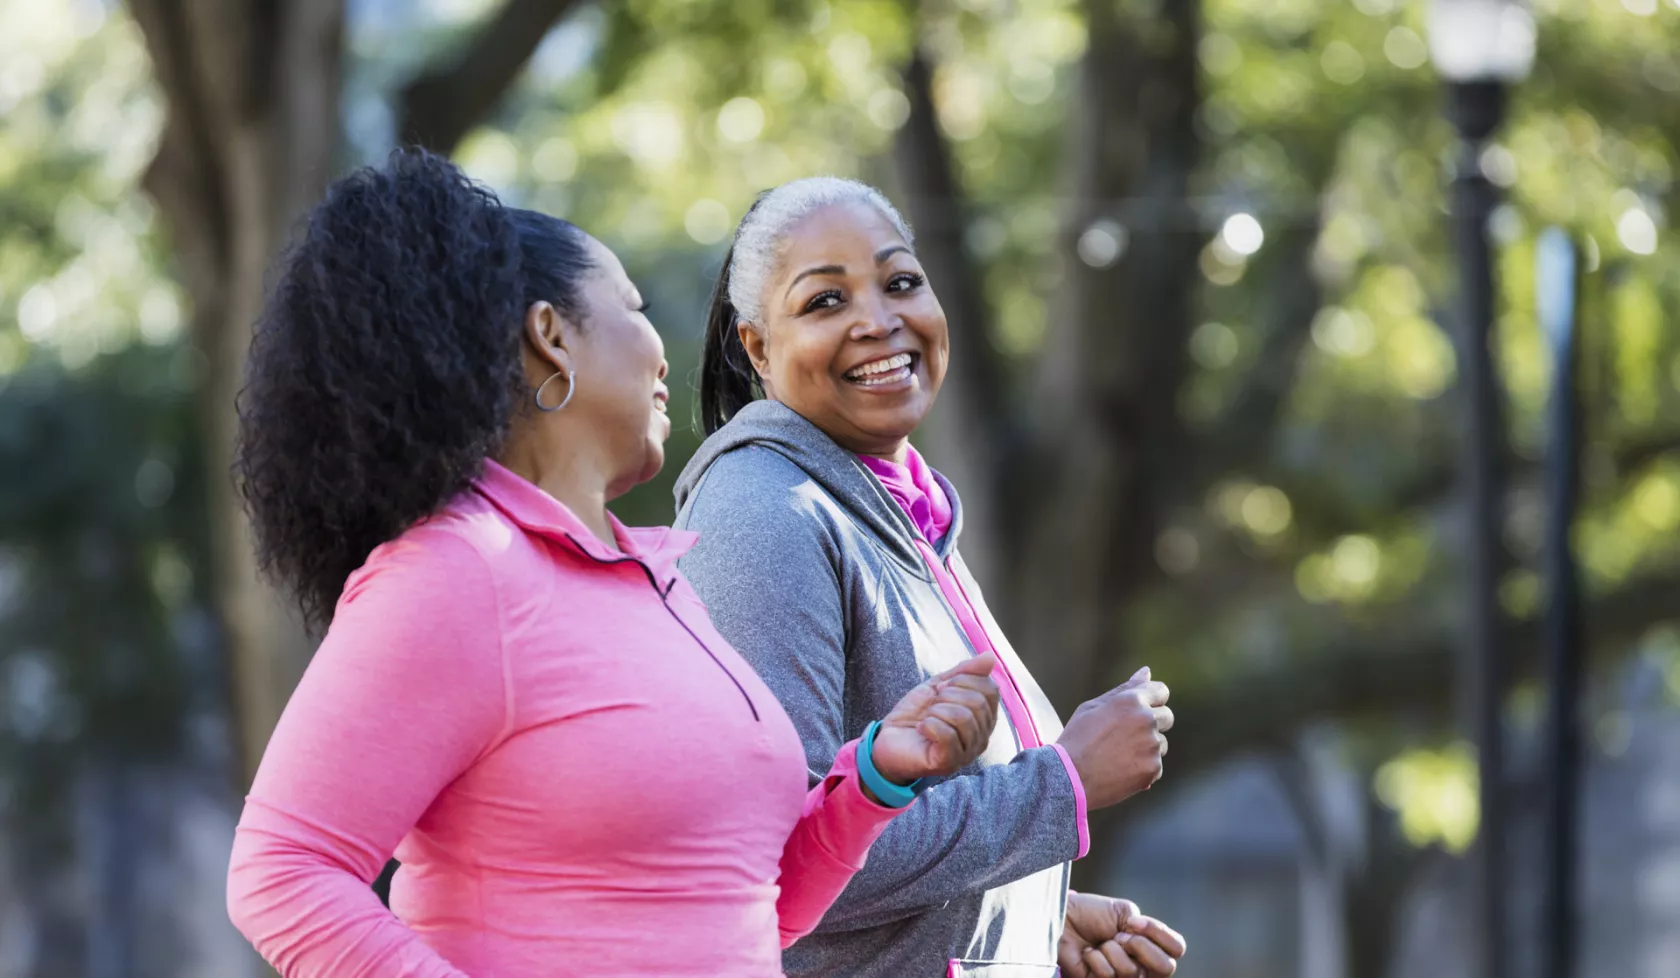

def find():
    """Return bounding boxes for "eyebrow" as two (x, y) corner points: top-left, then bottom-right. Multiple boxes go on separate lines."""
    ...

(786, 264), (845, 295)
(783, 245), (915, 300)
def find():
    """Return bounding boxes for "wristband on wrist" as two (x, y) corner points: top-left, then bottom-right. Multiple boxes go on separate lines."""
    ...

(858, 720), (925, 808)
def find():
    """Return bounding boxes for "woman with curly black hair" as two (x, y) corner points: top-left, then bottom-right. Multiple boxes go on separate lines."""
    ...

(223, 148), (1001, 978)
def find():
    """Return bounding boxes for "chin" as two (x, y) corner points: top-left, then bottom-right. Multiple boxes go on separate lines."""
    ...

(637, 441), (666, 484)
(861, 405), (929, 443)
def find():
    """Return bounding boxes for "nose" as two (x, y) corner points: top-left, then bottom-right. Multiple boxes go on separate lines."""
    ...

(656, 359), (669, 382)
(849, 293), (902, 341)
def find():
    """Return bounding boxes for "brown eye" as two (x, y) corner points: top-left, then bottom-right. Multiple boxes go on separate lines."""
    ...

(887, 273), (924, 293)
(802, 290), (843, 314)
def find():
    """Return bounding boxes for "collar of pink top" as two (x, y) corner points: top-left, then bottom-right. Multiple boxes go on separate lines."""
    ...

(471, 458), (698, 586)
(856, 445), (953, 546)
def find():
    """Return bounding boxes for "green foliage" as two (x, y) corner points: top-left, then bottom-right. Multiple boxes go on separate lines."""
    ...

(1142, 0), (1680, 682)
(0, 3), (213, 849)
(6, 0), (1680, 873)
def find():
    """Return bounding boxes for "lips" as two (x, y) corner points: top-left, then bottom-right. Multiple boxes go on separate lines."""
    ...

(653, 387), (669, 414)
(843, 352), (916, 387)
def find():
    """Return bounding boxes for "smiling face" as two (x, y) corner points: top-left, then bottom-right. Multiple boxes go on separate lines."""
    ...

(573, 236), (671, 491)
(525, 234), (670, 496)
(740, 201), (949, 459)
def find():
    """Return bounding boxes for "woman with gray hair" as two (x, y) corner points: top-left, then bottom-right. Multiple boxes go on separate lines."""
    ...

(674, 177), (1188, 978)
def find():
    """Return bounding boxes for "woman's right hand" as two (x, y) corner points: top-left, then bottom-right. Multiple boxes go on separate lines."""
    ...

(1056, 667), (1172, 809)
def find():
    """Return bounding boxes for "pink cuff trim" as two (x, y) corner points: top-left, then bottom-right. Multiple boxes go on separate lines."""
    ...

(826, 738), (912, 814)
(1050, 744), (1090, 860)
(799, 740), (906, 870)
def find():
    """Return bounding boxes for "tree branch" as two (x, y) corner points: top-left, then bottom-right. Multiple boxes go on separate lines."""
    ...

(1078, 563), (1680, 879)
(396, 0), (588, 154)
(1614, 430), (1680, 472)
(1174, 562), (1680, 786)
(1276, 429), (1680, 544)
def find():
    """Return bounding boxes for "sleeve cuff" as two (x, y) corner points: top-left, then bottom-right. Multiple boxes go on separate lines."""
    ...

(1049, 744), (1090, 860)
(800, 739), (909, 870)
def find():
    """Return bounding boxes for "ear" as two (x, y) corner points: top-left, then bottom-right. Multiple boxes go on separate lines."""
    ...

(736, 320), (770, 380)
(524, 300), (576, 374)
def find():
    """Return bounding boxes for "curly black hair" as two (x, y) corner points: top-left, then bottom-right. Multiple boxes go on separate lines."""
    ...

(234, 147), (593, 631)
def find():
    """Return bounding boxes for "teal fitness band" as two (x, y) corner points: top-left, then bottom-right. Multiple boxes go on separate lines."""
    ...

(858, 720), (925, 808)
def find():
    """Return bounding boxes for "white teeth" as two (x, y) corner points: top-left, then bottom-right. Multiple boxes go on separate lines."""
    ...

(846, 353), (913, 381)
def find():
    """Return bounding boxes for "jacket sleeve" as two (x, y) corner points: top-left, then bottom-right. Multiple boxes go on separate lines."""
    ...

(678, 454), (1082, 932)
(773, 739), (904, 947)
(225, 531), (508, 978)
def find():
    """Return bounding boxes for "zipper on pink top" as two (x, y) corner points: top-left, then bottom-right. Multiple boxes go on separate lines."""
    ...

(565, 534), (760, 721)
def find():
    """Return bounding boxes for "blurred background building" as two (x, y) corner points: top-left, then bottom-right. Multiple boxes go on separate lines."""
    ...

(2, 0), (1679, 975)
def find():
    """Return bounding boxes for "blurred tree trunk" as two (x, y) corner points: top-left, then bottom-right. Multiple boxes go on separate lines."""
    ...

(127, 0), (346, 787)
(896, 1), (1205, 716)
(1271, 751), (1435, 978)
(894, 4), (1205, 892)
(127, 0), (585, 788)
(1016, 0), (1205, 714)
(1342, 792), (1432, 978)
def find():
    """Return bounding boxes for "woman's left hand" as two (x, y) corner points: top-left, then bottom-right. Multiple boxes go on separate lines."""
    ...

(1059, 891), (1186, 978)
(871, 653), (1000, 784)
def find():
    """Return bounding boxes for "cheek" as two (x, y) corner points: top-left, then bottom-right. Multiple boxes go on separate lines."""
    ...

(637, 321), (665, 367)
(770, 327), (842, 390)
(912, 310), (950, 382)
(585, 337), (650, 417)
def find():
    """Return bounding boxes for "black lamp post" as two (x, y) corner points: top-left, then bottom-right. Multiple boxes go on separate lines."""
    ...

(1537, 227), (1583, 978)
(1427, 4), (1536, 978)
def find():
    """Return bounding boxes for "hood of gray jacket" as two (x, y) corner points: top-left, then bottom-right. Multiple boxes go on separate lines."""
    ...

(673, 399), (963, 568)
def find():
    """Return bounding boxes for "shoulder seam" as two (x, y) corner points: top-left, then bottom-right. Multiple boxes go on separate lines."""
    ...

(415, 525), (517, 758)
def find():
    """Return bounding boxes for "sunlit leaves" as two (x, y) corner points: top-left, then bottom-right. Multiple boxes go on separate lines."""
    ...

(1375, 743), (1480, 853)
(1609, 276), (1665, 425)
(0, 5), (171, 375)
(1577, 459), (1680, 588)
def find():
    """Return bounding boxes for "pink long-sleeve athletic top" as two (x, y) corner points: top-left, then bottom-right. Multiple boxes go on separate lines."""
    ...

(226, 460), (904, 978)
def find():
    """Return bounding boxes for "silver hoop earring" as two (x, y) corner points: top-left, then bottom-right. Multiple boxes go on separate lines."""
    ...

(535, 369), (577, 412)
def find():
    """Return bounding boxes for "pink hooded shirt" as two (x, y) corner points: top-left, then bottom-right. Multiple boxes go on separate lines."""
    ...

(226, 460), (904, 978)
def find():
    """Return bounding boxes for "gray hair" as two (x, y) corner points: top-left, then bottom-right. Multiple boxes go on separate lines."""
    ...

(726, 176), (915, 325)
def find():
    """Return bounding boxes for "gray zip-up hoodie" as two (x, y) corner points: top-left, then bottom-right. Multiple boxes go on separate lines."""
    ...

(673, 400), (1080, 978)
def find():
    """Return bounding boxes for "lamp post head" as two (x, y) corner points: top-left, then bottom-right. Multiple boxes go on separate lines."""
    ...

(1428, 0), (1537, 84)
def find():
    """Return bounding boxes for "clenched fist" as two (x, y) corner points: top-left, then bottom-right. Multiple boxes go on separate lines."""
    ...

(1056, 667), (1171, 809)
(870, 654), (1001, 786)
(1059, 892), (1186, 978)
